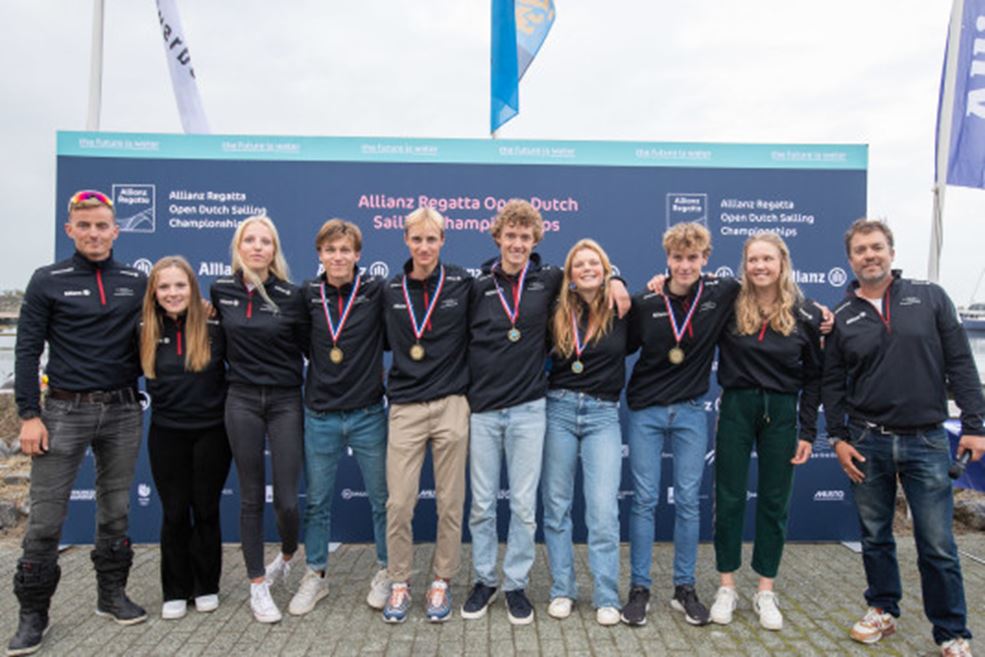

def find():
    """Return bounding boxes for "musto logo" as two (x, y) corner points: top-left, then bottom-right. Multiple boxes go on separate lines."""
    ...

(112, 184), (156, 233)
(813, 489), (845, 502)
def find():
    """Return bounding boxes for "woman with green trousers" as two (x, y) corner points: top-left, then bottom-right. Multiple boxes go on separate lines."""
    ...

(708, 232), (824, 631)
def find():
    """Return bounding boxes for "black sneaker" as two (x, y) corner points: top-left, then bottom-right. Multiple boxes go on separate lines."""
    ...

(460, 583), (498, 620)
(670, 584), (710, 626)
(505, 589), (534, 625)
(621, 585), (650, 626)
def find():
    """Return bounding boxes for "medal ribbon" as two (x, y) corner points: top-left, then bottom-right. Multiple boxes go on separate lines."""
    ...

(493, 261), (529, 327)
(571, 309), (592, 361)
(320, 272), (362, 345)
(663, 280), (704, 344)
(402, 265), (445, 341)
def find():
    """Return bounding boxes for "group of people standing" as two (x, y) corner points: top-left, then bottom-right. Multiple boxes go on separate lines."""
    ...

(8, 189), (985, 657)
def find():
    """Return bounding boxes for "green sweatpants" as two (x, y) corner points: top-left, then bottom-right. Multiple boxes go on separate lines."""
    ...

(714, 387), (798, 578)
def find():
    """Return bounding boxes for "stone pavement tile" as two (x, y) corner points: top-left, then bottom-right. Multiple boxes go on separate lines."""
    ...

(489, 638), (515, 656)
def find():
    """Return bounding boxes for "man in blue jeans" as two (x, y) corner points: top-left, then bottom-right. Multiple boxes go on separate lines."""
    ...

(290, 219), (390, 616)
(10, 190), (148, 656)
(622, 222), (739, 627)
(823, 218), (985, 657)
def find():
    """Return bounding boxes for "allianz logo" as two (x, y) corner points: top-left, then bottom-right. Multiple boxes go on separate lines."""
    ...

(199, 261), (232, 276)
(70, 489), (97, 501)
(813, 490), (845, 502)
(340, 488), (368, 500)
(64, 289), (91, 297)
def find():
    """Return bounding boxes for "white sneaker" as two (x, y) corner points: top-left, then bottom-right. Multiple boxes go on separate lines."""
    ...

(264, 553), (292, 587)
(250, 581), (282, 623)
(596, 606), (620, 626)
(194, 594), (219, 613)
(288, 569), (329, 616)
(752, 590), (783, 631)
(940, 637), (973, 657)
(366, 568), (390, 610)
(710, 586), (738, 625)
(161, 599), (187, 620)
(547, 597), (573, 619)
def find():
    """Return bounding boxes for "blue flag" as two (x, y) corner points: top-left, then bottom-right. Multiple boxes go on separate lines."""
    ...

(491, 0), (556, 134)
(937, 0), (985, 188)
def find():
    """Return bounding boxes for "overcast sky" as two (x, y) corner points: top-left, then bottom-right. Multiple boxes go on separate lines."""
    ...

(3, 1), (983, 304)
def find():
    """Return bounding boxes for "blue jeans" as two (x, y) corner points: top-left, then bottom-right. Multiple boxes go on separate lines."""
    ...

(628, 398), (708, 587)
(23, 396), (142, 561)
(468, 397), (546, 591)
(541, 390), (622, 608)
(848, 423), (970, 645)
(303, 403), (388, 571)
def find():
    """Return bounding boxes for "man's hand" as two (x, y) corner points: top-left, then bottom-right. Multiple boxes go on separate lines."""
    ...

(790, 440), (813, 465)
(609, 279), (631, 318)
(957, 434), (985, 462)
(646, 274), (667, 294)
(834, 440), (866, 483)
(814, 302), (835, 335)
(20, 417), (49, 456)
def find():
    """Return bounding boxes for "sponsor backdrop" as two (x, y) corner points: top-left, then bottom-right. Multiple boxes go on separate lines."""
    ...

(54, 131), (867, 545)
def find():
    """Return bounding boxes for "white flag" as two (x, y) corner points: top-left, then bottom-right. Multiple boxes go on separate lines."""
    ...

(156, 0), (210, 133)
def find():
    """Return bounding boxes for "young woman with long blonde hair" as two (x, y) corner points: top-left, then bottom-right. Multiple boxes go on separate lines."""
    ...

(709, 232), (823, 631)
(541, 239), (628, 627)
(209, 216), (308, 623)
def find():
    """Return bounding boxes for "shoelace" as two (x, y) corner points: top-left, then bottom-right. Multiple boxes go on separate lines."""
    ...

(389, 586), (409, 607)
(428, 586), (446, 608)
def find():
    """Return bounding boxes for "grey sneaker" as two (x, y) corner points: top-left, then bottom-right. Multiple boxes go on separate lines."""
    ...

(366, 568), (389, 610)
(288, 569), (329, 616)
(621, 586), (650, 626)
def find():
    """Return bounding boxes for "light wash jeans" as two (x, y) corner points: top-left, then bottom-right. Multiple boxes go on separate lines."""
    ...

(468, 397), (546, 592)
(541, 389), (622, 608)
(303, 403), (388, 571)
(627, 398), (708, 587)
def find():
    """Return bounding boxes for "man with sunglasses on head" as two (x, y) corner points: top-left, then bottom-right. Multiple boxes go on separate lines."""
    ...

(9, 190), (148, 656)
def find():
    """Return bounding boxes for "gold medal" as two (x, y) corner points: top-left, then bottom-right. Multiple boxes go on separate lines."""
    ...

(508, 327), (521, 342)
(668, 346), (685, 365)
(571, 360), (584, 374)
(410, 343), (425, 361)
(329, 347), (344, 364)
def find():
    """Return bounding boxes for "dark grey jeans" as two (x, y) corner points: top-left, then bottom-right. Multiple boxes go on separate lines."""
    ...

(22, 396), (142, 561)
(225, 384), (303, 579)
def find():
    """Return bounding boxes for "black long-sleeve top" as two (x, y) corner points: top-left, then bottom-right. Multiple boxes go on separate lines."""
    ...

(383, 260), (471, 404)
(549, 308), (628, 402)
(301, 269), (386, 412)
(145, 314), (227, 429)
(822, 272), (985, 438)
(626, 275), (740, 410)
(210, 272), (308, 388)
(717, 300), (824, 442)
(468, 254), (563, 412)
(15, 251), (145, 417)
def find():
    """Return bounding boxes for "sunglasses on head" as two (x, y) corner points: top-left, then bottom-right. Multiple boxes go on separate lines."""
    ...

(68, 190), (114, 211)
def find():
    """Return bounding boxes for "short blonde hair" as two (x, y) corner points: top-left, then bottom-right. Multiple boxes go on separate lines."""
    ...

(662, 222), (711, 257)
(491, 199), (544, 243)
(405, 207), (445, 236)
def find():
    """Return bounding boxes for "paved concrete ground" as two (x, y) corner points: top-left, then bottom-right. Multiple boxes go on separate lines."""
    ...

(0, 536), (983, 657)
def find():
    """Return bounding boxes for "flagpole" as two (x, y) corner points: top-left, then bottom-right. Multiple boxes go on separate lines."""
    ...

(929, 0), (966, 282)
(86, 0), (105, 131)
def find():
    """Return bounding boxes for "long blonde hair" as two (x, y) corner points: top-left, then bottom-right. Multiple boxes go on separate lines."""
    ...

(140, 256), (211, 378)
(735, 232), (802, 336)
(552, 239), (615, 358)
(230, 215), (291, 310)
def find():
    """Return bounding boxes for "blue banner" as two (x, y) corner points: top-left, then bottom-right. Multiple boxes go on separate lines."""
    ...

(938, 0), (985, 188)
(490, 0), (556, 133)
(53, 131), (867, 544)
